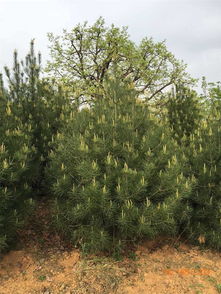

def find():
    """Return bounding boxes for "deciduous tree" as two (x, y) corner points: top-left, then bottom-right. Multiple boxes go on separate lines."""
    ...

(46, 17), (192, 106)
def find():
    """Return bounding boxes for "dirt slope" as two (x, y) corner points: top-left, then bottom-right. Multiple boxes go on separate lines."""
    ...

(1, 241), (221, 294)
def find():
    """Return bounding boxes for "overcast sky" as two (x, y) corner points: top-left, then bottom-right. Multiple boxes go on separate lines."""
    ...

(0, 0), (220, 89)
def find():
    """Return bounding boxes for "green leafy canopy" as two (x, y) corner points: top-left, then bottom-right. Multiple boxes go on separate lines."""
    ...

(46, 17), (194, 106)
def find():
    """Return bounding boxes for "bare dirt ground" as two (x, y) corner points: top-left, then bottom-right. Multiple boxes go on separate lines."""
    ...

(1, 241), (221, 294)
(1, 200), (221, 294)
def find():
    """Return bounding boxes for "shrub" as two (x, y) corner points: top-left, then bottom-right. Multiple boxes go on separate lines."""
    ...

(4, 41), (71, 194)
(182, 89), (221, 249)
(0, 85), (33, 252)
(48, 79), (193, 253)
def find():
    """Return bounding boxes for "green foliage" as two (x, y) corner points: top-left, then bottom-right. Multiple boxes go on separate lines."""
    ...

(46, 17), (192, 106)
(181, 83), (221, 249)
(167, 85), (202, 144)
(1, 20), (221, 256)
(0, 79), (33, 252)
(0, 41), (71, 251)
(48, 78), (193, 253)
(4, 41), (71, 193)
(216, 283), (221, 293)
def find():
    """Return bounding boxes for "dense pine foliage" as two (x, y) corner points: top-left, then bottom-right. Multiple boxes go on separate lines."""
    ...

(184, 92), (221, 249)
(0, 42), (71, 251)
(0, 77), (33, 251)
(0, 19), (221, 254)
(47, 79), (193, 253)
(4, 41), (71, 194)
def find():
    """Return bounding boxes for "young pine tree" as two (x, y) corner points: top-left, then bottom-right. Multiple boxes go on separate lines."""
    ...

(167, 85), (202, 144)
(48, 78), (193, 253)
(4, 41), (71, 194)
(0, 76), (33, 252)
(183, 83), (221, 249)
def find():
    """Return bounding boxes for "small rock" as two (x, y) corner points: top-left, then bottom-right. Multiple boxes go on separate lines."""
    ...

(46, 277), (53, 282)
